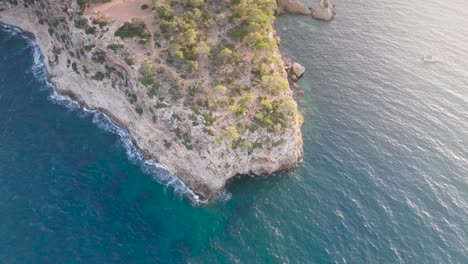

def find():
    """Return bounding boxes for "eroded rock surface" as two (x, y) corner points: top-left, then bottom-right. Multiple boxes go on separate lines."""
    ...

(1, 0), (304, 201)
(277, 0), (336, 21)
(312, 0), (336, 21)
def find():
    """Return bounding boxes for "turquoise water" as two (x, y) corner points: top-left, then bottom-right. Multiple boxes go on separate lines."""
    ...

(0, 0), (467, 262)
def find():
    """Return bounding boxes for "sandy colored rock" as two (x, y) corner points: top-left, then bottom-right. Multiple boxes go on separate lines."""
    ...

(292, 63), (305, 79)
(312, 0), (336, 21)
(277, 0), (336, 22)
(277, 0), (311, 15)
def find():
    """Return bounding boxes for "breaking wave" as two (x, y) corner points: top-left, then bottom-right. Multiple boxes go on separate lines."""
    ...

(4, 23), (231, 205)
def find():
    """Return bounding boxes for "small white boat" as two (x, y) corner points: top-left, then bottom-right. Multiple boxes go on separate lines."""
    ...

(422, 55), (438, 63)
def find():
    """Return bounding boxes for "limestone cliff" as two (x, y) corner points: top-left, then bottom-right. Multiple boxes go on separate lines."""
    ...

(0, 0), (304, 201)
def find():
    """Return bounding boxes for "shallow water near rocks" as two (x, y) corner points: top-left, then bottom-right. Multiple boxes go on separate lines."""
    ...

(0, 0), (467, 262)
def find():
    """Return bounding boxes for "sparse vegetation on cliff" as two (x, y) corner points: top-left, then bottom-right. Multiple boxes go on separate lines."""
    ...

(138, 0), (302, 136)
(115, 19), (150, 39)
(0, 0), (304, 199)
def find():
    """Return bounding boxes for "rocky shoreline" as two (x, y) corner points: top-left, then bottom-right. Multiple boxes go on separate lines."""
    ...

(0, 0), (332, 201)
(278, 0), (336, 21)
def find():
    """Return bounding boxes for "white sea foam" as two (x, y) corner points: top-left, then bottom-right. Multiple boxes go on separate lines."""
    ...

(51, 89), (210, 205)
(4, 24), (231, 205)
(214, 190), (232, 204)
(0, 23), (21, 37)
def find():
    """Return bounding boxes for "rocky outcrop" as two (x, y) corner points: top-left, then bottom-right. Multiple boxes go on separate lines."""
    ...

(284, 59), (305, 83)
(312, 0), (336, 21)
(277, 0), (336, 21)
(277, 0), (311, 15)
(0, 0), (304, 202)
(292, 63), (305, 79)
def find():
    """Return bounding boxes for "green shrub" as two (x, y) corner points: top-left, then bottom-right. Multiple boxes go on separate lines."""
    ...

(115, 20), (151, 39)
(92, 18), (108, 28)
(125, 57), (135, 66)
(107, 44), (124, 52)
(76, 0), (88, 12)
(74, 18), (88, 29)
(163, 140), (172, 149)
(71, 62), (78, 73)
(135, 106), (143, 115)
(155, 102), (168, 109)
(139, 73), (154, 86)
(126, 91), (137, 104)
(83, 44), (95, 52)
(203, 127), (215, 136)
(261, 75), (288, 95)
(156, 4), (174, 20)
(218, 126), (240, 148)
(85, 26), (96, 35)
(92, 71), (105, 81)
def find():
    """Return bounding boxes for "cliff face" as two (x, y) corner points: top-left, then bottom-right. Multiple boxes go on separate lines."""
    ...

(0, 0), (304, 201)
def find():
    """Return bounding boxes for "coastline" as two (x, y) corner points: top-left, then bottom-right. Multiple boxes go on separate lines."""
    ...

(1, 22), (208, 203)
(0, 2), (304, 201)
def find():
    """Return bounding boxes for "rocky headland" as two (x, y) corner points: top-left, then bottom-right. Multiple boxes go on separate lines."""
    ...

(0, 0), (333, 201)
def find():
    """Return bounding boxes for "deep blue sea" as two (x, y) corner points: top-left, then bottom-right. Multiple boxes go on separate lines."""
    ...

(0, 0), (467, 263)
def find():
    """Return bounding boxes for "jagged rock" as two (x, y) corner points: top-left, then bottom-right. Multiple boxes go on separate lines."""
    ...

(1, 0), (304, 201)
(277, 0), (311, 15)
(276, 36), (281, 45)
(284, 59), (305, 83)
(292, 63), (305, 79)
(311, 0), (336, 21)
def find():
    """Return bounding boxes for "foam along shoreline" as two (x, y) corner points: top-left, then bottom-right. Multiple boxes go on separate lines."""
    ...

(1, 1), (304, 202)
(0, 23), (216, 205)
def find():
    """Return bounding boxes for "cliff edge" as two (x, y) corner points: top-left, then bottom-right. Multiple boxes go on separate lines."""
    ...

(1, 0), (305, 201)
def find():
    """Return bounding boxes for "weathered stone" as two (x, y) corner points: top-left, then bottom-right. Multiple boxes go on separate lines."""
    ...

(311, 0), (336, 21)
(277, 0), (311, 15)
(277, 0), (336, 22)
(292, 63), (305, 78)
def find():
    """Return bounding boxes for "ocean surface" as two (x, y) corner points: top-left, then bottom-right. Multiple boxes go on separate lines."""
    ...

(0, 0), (467, 262)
